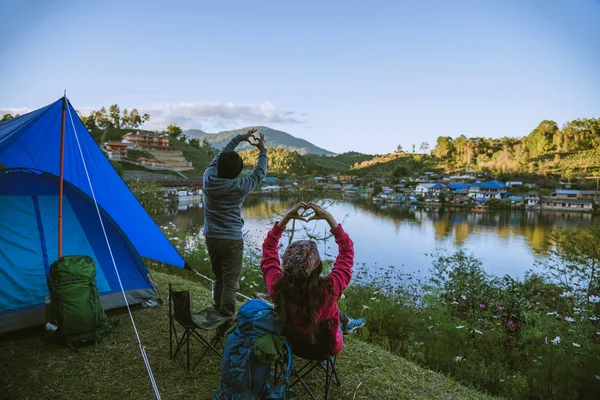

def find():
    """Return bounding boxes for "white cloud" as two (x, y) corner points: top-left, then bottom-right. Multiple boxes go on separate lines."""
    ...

(2, 101), (305, 132)
(140, 101), (303, 131)
(0, 107), (31, 117)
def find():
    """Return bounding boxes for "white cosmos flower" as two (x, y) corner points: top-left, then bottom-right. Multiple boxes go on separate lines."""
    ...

(573, 343), (581, 348)
(456, 325), (465, 329)
(565, 316), (575, 323)
(473, 329), (483, 335)
(454, 356), (463, 362)
(461, 295), (467, 300)
(589, 295), (600, 303)
(560, 291), (573, 298)
(590, 316), (599, 321)
(547, 311), (558, 316)
(551, 336), (561, 344)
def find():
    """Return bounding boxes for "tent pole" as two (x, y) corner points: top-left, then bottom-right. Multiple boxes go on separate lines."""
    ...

(58, 95), (67, 259)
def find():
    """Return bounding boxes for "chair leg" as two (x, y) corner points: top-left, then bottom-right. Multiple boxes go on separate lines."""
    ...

(172, 329), (190, 371)
(169, 317), (173, 359)
(328, 356), (340, 387)
(290, 357), (340, 400)
(169, 284), (173, 359)
(292, 365), (318, 400)
(187, 329), (190, 372)
(190, 331), (225, 371)
(325, 358), (335, 399)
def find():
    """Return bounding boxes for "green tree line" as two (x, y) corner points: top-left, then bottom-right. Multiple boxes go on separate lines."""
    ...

(430, 118), (600, 177)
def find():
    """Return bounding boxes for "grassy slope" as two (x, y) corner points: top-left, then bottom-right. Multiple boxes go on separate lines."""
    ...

(303, 152), (375, 175)
(349, 153), (445, 177)
(0, 270), (498, 400)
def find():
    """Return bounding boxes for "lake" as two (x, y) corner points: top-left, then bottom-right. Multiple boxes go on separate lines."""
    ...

(161, 196), (598, 280)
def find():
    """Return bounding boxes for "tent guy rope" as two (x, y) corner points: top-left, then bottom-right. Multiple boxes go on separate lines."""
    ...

(66, 104), (162, 400)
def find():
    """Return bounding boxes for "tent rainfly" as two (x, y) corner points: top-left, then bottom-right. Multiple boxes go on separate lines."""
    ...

(0, 97), (184, 333)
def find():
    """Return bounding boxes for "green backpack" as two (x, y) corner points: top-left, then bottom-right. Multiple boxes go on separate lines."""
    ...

(46, 256), (117, 347)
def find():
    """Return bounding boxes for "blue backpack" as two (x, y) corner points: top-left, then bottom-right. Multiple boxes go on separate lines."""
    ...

(214, 299), (296, 400)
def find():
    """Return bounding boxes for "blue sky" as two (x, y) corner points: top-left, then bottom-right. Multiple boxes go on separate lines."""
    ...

(1, 0), (599, 154)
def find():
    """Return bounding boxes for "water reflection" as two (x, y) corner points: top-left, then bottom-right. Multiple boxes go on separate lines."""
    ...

(160, 196), (596, 278)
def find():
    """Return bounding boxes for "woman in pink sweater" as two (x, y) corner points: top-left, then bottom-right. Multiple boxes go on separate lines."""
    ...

(260, 202), (365, 356)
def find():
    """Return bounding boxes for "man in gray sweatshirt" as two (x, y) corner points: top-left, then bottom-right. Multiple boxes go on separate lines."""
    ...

(203, 128), (267, 323)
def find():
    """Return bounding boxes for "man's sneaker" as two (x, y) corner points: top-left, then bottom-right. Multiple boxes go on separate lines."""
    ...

(343, 317), (365, 334)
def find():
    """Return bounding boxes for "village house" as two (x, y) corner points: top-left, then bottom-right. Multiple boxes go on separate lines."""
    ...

(578, 190), (600, 199)
(120, 131), (191, 171)
(415, 183), (446, 196)
(468, 180), (507, 200)
(541, 197), (593, 211)
(550, 189), (581, 198)
(105, 141), (129, 156)
(330, 174), (355, 182)
(449, 183), (471, 194)
(505, 181), (523, 188)
(525, 191), (540, 208)
(261, 185), (281, 193)
(123, 131), (170, 147)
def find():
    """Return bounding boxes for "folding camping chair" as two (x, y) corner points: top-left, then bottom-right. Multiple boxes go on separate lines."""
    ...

(287, 321), (341, 400)
(168, 283), (231, 372)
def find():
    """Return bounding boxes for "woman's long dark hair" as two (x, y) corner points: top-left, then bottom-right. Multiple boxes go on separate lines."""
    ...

(272, 261), (334, 344)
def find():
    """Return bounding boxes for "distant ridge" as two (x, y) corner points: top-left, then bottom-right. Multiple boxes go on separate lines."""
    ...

(183, 126), (333, 155)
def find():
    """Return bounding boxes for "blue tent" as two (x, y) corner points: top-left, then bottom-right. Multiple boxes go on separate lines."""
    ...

(0, 98), (184, 333)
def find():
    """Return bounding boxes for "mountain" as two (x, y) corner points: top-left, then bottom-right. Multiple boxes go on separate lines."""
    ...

(183, 126), (333, 155)
(184, 129), (209, 139)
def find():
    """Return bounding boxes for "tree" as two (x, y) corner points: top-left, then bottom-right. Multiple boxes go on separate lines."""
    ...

(108, 104), (121, 129)
(396, 144), (403, 153)
(564, 169), (574, 184)
(412, 144), (416, 153)
(433, 136), (453, 159)
(1, 113), (14, 121)
(121, 108), (151, 129)
(93, 107), (112, 129)
(79, 113), (97, 132)
(420, 142), (430, 153)
(373, 182), (383, 197)
(189, 138), (201, 148)
(166, 124), (183, 139)
(391, 165), (408, 177)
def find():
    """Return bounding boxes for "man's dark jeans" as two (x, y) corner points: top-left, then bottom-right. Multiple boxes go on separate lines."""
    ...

(205, 238), (244, 319)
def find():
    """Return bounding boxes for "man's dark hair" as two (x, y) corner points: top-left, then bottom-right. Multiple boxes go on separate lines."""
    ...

(218, 151), (244, 179)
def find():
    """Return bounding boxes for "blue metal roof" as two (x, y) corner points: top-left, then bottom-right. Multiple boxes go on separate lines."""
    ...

(472, 180), (506, 189)
(555, 190), (580, 195)
(449, 183), (471, 190)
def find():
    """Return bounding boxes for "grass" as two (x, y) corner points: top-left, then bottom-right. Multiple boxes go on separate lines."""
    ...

(0, 269), (499, 400)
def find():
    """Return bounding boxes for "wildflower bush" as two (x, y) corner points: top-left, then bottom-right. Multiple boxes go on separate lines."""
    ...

(343, 224), (600, 399)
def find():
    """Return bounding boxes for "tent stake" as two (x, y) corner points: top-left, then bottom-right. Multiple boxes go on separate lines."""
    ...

(58, 95), (66, 259)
